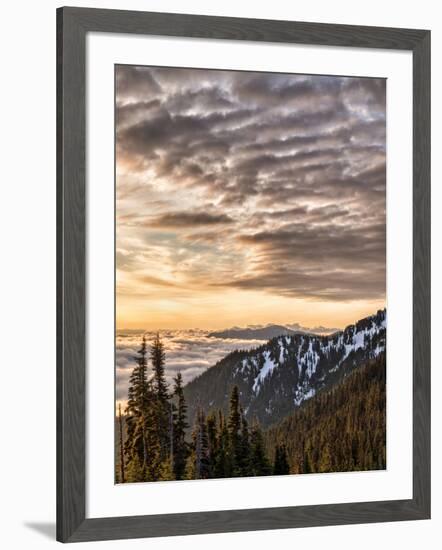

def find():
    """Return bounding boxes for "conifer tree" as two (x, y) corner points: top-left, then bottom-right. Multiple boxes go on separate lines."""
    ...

(158, 456), (175, 481)
(124, 335), (163, 482)
(238, 409), (251, 476)
(187, 408), (210, 479)
(250, 419), (272, 476)
(124, 335), (150, 480)
(196, 408), (211, 479)
(227, 385), (242, 475)
(118, 403), (126, 483)
(273, 444), (290, 475)
(151, 333), (168, 402)
(125, 454), (143, 483)
(172, 372), (189, 480)
(212, 411), (232, 478)
(206, 411), (219, 474)
(303, 440), (313, 474)
(319, 443), (332, 473)
(150, 333), (170, 460)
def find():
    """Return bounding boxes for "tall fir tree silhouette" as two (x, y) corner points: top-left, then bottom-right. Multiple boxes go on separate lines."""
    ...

(250, 419), (272, 476)
(172, 372), (189, 480)
(227, 385), (242, 476)
(187, 407), (210, 479)
(125, 336), (150, 481)
(150, 333), (170, 461)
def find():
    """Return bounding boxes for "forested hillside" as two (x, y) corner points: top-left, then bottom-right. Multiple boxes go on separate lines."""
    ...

(264, 354), (386, 473)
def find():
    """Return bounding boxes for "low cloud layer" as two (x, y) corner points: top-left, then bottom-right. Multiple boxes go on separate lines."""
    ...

(116, 315), (343, 407)
(116, 330), (266, 406)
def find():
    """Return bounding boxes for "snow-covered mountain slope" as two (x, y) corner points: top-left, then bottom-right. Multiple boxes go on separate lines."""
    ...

(184, 309), (386, 428)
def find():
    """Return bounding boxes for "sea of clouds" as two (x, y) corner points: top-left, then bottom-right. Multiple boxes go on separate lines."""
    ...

(116, 330), (266, 405)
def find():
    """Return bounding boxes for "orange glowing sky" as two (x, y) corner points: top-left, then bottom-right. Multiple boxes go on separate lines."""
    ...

(116, 66), (386, 331)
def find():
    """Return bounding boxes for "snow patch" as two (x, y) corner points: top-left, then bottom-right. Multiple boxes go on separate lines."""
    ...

(252, 351), (277, 394)
(297, 340), (319, 379)
(279, 340), (285, 364)
(294, 385), (316, 407)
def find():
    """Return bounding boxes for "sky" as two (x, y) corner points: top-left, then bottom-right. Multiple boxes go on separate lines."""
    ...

(116, 65), (386, 330)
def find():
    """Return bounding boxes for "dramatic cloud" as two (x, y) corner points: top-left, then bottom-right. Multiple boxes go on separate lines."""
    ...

(146, 211), (234, 228)
(116, 65), (386, 330)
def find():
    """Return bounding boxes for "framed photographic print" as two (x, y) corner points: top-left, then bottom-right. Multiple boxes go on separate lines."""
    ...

(57, 7), (431, 543)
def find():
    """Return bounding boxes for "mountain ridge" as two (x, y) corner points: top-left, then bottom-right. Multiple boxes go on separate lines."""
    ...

(208, 323), (339, 340)
(184, 309), (386, 429)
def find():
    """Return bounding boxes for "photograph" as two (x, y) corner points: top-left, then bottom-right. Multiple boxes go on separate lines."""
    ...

(114, 64), (387, 483)
(0, 0), (434, 546)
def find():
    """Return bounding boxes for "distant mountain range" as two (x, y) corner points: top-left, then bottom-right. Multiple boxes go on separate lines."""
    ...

(208, 322), (340, 340)
(184, 309), (386, 429)
(209, 325), (299, 340)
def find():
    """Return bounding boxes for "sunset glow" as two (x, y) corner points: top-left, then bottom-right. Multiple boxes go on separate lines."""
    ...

(116, 66), (386, 331)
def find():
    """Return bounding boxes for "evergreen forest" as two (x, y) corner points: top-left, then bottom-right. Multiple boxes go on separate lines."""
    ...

(116, 334), (386, 483)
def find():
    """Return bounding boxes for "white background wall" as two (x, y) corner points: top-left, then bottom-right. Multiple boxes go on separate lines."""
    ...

(0, 1), (439, 548)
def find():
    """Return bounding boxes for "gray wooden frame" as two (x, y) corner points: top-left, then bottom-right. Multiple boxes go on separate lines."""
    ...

(57, 6), (431, 543)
